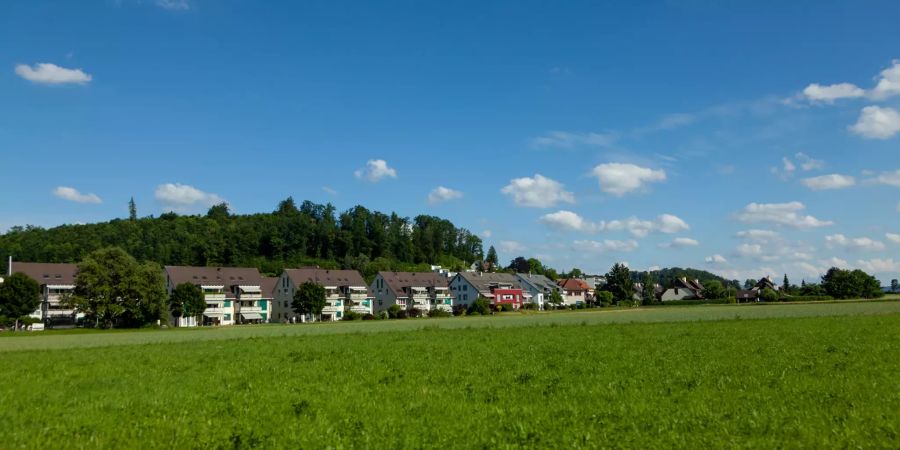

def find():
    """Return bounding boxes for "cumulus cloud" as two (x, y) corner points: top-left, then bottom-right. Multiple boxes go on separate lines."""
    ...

(659, 237), (699, 249)
(802, 83), (865, 103)
(825, 234), (886, 251)
(156, 0), (190, 10)
(427, 186), (463, 204)
(321, 186), (338, 195)
(885, 233), (900, 244)
(591, 163), (666, 196)
(575, 239), (639, 253)
(497, 240), (526, 253)
(736, 229), (779, 241)
(734, 202), (833, 229)
(354, 159), (397, 182)
(865, 169), (900, 187)
(538, 210), (599, 233)
(15, 63), (91, 85)
(870, 60), (900, 100)
(736, 243), (763, 257)
(480, 230), (492, 238)
(801, 174), (856, 190)
(795, 152), (825, 171)
(530, 131), (615, 148)
(849, 106), (900, 139)
(501, 174), (575, 208)
(53, 186), (102, 204)
(705, 254), (728, 264)
(155, 183), (224, 211)
(605, 214), (689, 238)
(856, 258), (900, 273)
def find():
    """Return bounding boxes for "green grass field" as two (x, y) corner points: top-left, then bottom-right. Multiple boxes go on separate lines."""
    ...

(1, 302), (899, 448)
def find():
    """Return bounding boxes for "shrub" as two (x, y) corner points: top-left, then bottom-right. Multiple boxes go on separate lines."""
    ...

(408, 308), (424, 318)
(760, 288), (778, 302)
(451, 305), (467, 316)
(396, 310), (408, 319)
(596, 291), (614, 307)
(428, 308), (452, 318)
(467, 298), (492, 316)
(500, 304), (514, 312)
(362, 313), (376, 321)
(342, 311), (362, 321)
(523, 303), (536, 310)
(387, 304), (403, 319)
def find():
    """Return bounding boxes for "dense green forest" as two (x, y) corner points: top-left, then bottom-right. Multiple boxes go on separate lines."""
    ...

(630, 267), (737, 288)
(0, 198), (484, 278)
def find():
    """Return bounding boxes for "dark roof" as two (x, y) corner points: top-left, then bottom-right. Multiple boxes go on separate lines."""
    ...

(11, 262), (78, 285)
(674, 277), (704, 292)
(736, 290), (758, 299)
(515, 274), (560, 293)
(455, 272), (523, 293)
(164, 266), (264, 293)
(260, 277), (278, 299)
(557, 278), (592, 292)
(378, 271), (449, 297)
(284, 267), (368, 288)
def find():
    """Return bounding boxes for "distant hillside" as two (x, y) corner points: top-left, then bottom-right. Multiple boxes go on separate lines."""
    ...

(0, 198), (484, 279)
(630, 267), (738, 288)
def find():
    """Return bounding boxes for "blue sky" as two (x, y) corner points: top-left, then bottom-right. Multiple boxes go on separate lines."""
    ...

(2, 0), (899, 282)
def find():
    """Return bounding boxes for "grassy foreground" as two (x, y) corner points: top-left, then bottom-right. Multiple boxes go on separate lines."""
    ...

(1, 306), (899, 448)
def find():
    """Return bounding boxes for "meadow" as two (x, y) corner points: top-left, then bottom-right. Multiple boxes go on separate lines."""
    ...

(0, 302), (898, 448)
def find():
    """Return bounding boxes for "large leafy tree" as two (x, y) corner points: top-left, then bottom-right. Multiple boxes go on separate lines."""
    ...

(640, 272), (656, 306)
(69, 247), (166, 328)
(169, 282), (205, 326)
(821, 267), (883, 299)
(702, 280), (725, 300)
(605, 263), (634, 306)
(292, 281), (326, 321)
(0, 272), (41, 330)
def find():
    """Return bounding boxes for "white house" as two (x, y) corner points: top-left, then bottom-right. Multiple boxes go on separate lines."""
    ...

(660, 278), (704, 302)
(371, 271), (452, 314)
(9, 261), (81, 325)
(449, 272), (527, 309)
(164, 266), (270, 326)
(515, 274), (561, 310)
(273, 267), (374, 322)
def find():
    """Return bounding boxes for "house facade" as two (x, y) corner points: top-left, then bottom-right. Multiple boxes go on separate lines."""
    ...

(557, 278), (594, 306)
(633, 282), (664, 302)
(449, 272), (527, 310)
(10, 261), (81, 325)
(273, 267), (373, 322)
(660, 278), (705, 302)
(370, 271), (453, 314)
(515, 273), (561, 310)
(164, 266), (270, 326)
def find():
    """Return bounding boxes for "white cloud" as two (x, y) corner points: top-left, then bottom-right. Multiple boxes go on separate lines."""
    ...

(427, 186), (463, 204)
(15, 63), (91, 85)
(53, 186), (101, 204)
(885, 233), (900, 244)
(795, 152), (824, 171)
(825, 234), (886, 252)
(480, 230), (492, 238)
(801, 174), (856, 191)
(736, 243), (763, 257)
(321, 186), (338, 195)
(656, 214), (690, 234)
(870, 60), (900, 100)
(156, 0), (190, 10)
(856, 258), (900, 273)
(497, 240), (526, 254)
(354, 159), (397, 182)
(501, 174), (575, 208)
(539, 210), (598, 233)
(735, 202), (833, 229)
(866, 169), (900, 187)
(659, 237), (699, 248)
(705, 254), (728, 264)
(575, 239), (639, 253)
(849, 106), (900, 139)
(531, 131), (615, 148)
(802, 83), (865, 103)
(591, 163), (666, 196)
(736, 229), (779, 241)
(154, 183), (224, 211)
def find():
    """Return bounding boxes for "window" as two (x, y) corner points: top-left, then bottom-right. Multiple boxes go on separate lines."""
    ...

(259, 301), (267, 311)
(224, 314), (231, 321)
(336, 311), (342, 318)
(378, 299), (383, 306)
(463, 294), (468, 302)
(463, 285), (468, 291)
(224, 300), (231, 307)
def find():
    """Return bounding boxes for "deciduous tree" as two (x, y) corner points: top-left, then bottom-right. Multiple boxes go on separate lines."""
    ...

(0, 272), (41, 330)
(292, 281), (326, 321)
(170, 282), (205, 326)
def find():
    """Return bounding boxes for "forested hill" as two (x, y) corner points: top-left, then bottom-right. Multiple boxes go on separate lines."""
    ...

(631, 267), (737, 288)
(0, 198), (484, 277)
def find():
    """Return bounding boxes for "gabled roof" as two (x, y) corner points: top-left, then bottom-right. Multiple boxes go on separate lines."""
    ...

(455, 272), (523, 294)
(284, 267), (368, 288)
(11, 262), (78, 286)
(557, 278), (592, 292)
(674, 277), (704, 292)
(260, 277), (278, 299)
(164, 266), (264, 296)
(515, 274), (560, 293)
(377, 271), (449, 297)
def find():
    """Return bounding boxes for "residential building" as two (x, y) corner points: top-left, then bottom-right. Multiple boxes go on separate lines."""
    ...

(633, 282), (664, 302)
(515, 273), (561, 310)
(449, 272), (527, 310)
(660, 278), (705, 302)
(164, 266), (270, 326)
(557, 278), (594, 306)
(582, 275), (607, 290)
(9, 261), (80, 325)
(755, 276), (779, 291)
(273, 267), (373, 322)
(370, 271), (453, 314)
